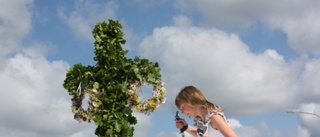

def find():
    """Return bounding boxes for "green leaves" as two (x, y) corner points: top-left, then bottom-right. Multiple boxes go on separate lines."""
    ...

(63, 19), (163, 137)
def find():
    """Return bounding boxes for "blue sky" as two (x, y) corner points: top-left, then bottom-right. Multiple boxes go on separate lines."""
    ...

(1, 0), (320, 137)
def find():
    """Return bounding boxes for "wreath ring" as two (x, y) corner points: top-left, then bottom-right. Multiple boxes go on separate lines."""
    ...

(70, 75), (166, 122)
(126, 79), (166, 115)
(71, 82), (102, 123)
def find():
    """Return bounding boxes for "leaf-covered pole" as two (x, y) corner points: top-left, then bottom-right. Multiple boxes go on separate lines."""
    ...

(63, 19), (165, 137)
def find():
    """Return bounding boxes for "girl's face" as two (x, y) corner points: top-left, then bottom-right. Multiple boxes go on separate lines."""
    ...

(179, 102), (197, 118)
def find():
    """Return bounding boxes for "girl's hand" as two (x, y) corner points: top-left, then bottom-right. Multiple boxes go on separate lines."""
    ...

(175, 119), (187, 129)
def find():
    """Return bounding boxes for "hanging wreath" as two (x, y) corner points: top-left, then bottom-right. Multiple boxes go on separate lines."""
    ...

(126, 79), (166, 115)
(71, 82), (102, 123)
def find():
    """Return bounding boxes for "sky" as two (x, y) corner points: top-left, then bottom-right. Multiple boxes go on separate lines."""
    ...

(0, 0), (320, 137)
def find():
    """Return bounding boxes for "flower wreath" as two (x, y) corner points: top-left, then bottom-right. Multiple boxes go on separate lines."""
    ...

(70, 79), (166, 122)
(126, 80), (166, 115)
(71, 82), (102, 123)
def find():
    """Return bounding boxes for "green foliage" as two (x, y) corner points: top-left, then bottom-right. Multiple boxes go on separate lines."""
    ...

(63, 19), (163, 137)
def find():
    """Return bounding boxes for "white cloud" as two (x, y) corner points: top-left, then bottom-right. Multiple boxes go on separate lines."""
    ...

(228, 118), (263, 137)
(268, 11), (320, 55)
(0, 125), (37, 137)
(0, 45), (99, 137)
(0, 0), (32, 56)
(299, 59), (320, 102)
(174, 0), (320, 55)
(298, 103), (320, 137)
(137, 20), (320, 135)
(296, 126), (311, 137)
(138, 25), (298, 115)
(133, 112), (154, 137)
(0, 0), (95, 136)
(228, 118), (312, 137)
(57, 0), (118, 42)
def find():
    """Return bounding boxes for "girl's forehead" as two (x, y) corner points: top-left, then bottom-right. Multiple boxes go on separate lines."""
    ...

(179, 103), (187, 110)
(180, 102), (191, 107)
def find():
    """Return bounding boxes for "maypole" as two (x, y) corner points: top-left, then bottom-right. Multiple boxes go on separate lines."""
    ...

(63, 19), (166, 137)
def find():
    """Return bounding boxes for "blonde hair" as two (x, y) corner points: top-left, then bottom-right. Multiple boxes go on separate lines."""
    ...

(175, 86), (223, 113)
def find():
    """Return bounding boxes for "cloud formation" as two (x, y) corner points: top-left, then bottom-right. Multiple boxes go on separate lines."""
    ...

(175, 0), (320, 55)
(0, 0), (32, 56)
(57, 0), (118, 42)
(138, 19), (298, 115)
(0, 1), (94, 137)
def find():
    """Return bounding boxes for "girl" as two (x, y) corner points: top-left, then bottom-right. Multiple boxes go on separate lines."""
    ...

(175, 86), (237, 137)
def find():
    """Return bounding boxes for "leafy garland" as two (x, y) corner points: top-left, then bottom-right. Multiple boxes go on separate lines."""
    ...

(126, 80), (166, 115)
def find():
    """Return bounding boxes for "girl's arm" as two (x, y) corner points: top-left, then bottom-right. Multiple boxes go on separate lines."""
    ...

(210, 114), (237, 137)
(185, 125), (198, 137)
(185, 125), (210, 137)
